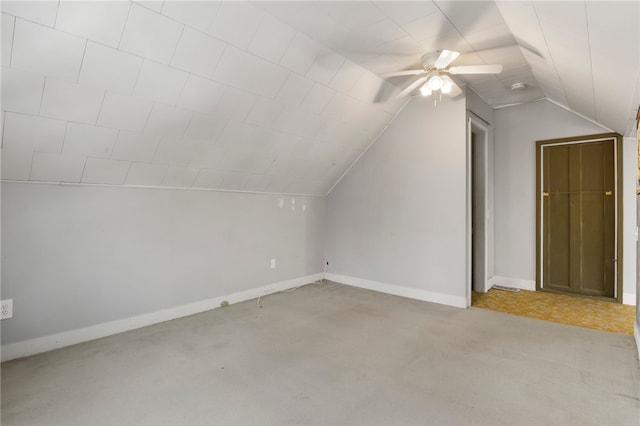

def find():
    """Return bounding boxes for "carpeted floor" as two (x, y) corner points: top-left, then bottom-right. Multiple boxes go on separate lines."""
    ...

(472, 288), (635, 335)
(3, 282), (640, 425)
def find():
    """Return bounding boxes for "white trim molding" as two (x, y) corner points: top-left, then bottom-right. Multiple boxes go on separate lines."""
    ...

(0, 179), (325, 198)
(1, 273), (324, 362)
(325, 273), (467, 309)
(543, 98), (614, 132)
(489, 276), (536, 291)
(635, 321), (640, 361)
(488, 277), (635, 306)
(623, 293), (637, 306)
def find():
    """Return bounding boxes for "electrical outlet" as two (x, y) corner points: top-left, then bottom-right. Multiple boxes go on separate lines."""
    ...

(270, 258), (277, 269)
(1, 299), (13, 320)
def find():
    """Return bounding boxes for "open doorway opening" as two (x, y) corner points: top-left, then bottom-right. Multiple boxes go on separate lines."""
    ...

(466, 115), (491, 306)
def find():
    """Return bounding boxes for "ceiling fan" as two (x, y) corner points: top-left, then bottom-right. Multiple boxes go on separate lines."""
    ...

(380, 50), (503, 98)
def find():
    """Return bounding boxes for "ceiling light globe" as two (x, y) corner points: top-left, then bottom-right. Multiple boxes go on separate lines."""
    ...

(427, 75), (444, 90)
(420, 85), (432, 97)
(442, 80), (453, 94)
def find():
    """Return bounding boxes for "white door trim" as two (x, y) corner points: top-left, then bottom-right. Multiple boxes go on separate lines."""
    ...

(466, 114), (490, 307)
(538, 137), (618, 296)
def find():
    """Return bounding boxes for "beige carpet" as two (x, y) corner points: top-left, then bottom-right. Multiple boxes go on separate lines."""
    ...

(3, 282), (639, 425)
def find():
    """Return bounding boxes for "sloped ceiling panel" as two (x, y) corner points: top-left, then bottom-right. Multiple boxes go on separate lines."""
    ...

(495, 1), (640, 136)
(3, 1), (639, 195)
(258, 1), (546, 109)
(260, 1), (639, 135)
(1, 1), (407, 195)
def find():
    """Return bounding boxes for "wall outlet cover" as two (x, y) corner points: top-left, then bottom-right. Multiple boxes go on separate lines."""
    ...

(1, 299), (13, 319)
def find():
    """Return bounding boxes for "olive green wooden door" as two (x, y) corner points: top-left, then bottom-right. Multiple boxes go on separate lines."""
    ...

(539, 138), (617, 298)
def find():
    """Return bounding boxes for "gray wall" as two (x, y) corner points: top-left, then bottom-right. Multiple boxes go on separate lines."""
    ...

(622, 137), (638, 304)
(1, 182), (325, 344)
(466, 88), (494, 125)
(325, 95), (467, 299)
(494, 100), (636, 302)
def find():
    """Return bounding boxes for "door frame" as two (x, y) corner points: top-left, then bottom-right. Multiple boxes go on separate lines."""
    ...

(466, 114), (490, 307)
(535, 132), (623, 302)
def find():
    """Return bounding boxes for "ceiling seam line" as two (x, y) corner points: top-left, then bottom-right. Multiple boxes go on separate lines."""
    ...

(37, 76), (47, 116)
(116, 2), (132, 50)
(129, 57), (145, 97)
(139, 96), (154, 133)
(530, 2), (568, 111)
(244, 6), (268, 56)
(59, 120), (70, 154)
(122, 158), (135, 185)
(0, 179), (326, 197)
(94, 91), (108, 127)
(78, 156), (89, 183)
(8, 14), (16, 66)
(583, 2), (597, 120)
(53, 0), (61, 28)
(1, 112), (6, 149)
(167, 24), (186, 67)
(431, 1), (486, 66)
(27, 150), (36, 181)
(544, 98), (614, 132)
(27, 149), (36, 180)
(110, 129), (121, 161)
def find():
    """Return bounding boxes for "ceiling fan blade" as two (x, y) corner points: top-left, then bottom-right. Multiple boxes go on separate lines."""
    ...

(434, 50), (460, 69)
(448, 64), (503, 75)
(397, 76), (429, 98)
(380, 69), (426, 78)
(443, 76), (463, 97)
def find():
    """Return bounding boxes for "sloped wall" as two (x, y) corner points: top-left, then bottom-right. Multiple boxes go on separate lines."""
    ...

(1, 183), (325, 347)
(325, 95), (468, 307)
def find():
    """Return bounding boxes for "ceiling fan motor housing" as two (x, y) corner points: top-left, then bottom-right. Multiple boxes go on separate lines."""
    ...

(421, 51), (442, 68)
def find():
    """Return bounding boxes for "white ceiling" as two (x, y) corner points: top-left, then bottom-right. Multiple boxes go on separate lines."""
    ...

(1, 1), (638, 195)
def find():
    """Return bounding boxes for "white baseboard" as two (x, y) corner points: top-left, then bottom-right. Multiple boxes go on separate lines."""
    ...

(622, 293), (637, 306)
(489, 276), (536, 291)
(1, 273), (324, 362)
(488, 277), (636, 306)
(325, 273), (467, 309)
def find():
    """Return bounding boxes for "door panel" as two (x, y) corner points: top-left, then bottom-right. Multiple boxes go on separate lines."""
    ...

(581, 192), (605, 293)
(540, 139), (616, 298)
(545, 189), (570, 289)
(544, 145), (571, 290)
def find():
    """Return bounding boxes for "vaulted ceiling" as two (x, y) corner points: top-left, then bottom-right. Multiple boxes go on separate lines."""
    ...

(1, 1), (638, 195)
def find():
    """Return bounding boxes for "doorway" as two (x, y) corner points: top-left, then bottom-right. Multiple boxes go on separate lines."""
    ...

(466, 115), (490, 306)
(536, 133), (623, 301)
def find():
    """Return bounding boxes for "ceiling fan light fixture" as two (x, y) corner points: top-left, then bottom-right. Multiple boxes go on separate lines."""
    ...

(441, 79), (453, 94)
(427, 74), (444, 90)
(382, 49), (503, 100)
